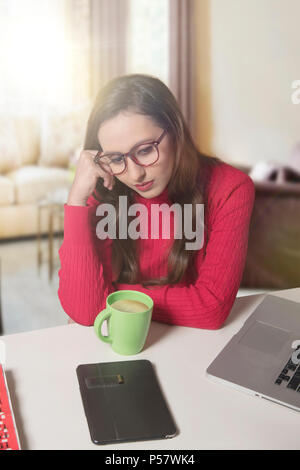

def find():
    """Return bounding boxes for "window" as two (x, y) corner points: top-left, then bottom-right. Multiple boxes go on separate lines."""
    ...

(126, 0), (169, 85)
(0, 0), (90, 115)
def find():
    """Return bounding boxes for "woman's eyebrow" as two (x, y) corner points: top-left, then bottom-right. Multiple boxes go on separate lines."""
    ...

(103, 136), (156, 154)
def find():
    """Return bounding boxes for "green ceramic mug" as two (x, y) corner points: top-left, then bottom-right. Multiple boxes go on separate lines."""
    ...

(94, 290), (154, 355)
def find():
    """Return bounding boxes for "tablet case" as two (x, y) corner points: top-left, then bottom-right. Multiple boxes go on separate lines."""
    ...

(76, 359), (177, 445)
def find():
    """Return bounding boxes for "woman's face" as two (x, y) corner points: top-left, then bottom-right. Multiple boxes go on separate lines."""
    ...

(97, 111), (175, 198)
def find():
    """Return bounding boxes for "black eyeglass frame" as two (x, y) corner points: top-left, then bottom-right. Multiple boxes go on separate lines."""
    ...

(94, 129), (167, 176)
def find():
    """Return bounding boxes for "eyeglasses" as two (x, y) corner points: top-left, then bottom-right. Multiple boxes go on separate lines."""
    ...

(94, 129), (167, 176)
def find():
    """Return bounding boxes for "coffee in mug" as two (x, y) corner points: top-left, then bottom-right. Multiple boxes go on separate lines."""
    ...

(110, 299), (149, 314)
(94, 290), (153, 355)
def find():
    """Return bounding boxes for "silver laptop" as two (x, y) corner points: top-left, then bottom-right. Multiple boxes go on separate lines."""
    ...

(206, 295), (300, 412)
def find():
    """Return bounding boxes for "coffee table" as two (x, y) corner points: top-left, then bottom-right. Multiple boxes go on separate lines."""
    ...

(36, 188), (68, 281)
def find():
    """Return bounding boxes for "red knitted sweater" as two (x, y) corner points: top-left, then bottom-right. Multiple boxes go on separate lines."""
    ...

(58, 162), (255, 329)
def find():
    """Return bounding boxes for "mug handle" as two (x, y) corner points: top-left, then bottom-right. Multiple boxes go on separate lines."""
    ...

(94, 309), (112, 343)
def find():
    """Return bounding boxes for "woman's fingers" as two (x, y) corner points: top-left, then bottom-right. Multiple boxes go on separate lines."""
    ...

(93, 151), (115, 190)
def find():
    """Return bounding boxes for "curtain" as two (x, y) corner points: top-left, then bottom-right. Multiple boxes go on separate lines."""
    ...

(89, 0), (129, 100)
(0, 0), (128, 114)
(168, 0), (196, 136)
(65, 0), (92, 111)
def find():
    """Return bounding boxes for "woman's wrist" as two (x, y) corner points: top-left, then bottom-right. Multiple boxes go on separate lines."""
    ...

(67, 198), (87, 207)
(67, 188), (89, 206)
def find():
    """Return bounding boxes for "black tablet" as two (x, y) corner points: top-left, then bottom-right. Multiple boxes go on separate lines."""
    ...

(76, 359), (178, 445)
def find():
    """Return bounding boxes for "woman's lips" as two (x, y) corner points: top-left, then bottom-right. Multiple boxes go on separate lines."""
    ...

(135, 180), (154, 191)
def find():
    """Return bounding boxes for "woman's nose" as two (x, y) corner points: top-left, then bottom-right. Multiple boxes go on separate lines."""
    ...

(126, 156), (146, 181)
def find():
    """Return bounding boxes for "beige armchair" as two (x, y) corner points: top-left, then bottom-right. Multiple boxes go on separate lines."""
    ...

(0, 109), (88, 239)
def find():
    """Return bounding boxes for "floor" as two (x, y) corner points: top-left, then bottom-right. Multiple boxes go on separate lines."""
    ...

(0, 237), (67, 335)
(0, 238), (272, 336)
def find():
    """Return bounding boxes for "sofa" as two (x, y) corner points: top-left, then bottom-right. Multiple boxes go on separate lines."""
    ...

(0, 108), (88, 239)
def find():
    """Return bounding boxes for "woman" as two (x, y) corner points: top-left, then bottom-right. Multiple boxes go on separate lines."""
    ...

(58, 74), (255, 328)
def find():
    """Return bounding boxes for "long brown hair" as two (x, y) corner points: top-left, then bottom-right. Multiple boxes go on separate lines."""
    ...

(83, 74), (221, 287)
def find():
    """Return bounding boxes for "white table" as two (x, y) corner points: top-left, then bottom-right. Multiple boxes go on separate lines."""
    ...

(2, 288), (300, 450)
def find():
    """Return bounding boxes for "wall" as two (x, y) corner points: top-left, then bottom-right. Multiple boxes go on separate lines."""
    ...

(194, 0), (300, 166)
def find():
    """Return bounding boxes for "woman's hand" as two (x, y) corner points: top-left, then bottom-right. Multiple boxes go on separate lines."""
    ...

(67, 149), (115, 206)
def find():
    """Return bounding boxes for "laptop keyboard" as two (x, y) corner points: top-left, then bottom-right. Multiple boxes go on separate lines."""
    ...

(274, 346), (300, 392)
